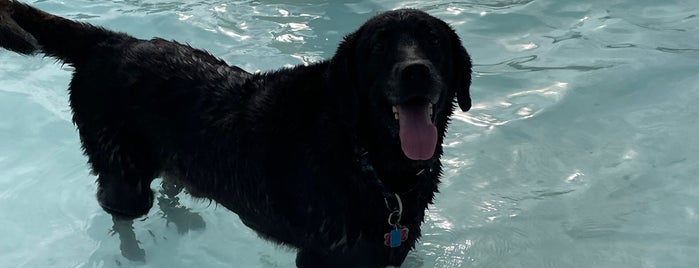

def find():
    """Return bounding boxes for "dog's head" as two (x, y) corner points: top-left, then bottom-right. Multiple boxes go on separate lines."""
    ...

(329, 9), (472, 161)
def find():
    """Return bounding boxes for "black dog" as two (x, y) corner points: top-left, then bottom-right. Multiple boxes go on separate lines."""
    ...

(0, 1), (471, 266)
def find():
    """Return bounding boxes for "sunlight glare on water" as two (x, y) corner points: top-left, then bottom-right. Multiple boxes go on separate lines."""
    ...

(1, 0), (698, 267)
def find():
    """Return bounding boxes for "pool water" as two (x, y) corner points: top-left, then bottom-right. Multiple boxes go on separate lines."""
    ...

(1, 0), (698, 267)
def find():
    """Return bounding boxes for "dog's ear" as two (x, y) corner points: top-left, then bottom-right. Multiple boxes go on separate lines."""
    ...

(327, 32), (359, 126)
(449, 28), (472, 112)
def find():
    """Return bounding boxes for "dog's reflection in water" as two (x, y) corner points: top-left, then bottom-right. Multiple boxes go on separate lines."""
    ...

(111, 180), (205, 261)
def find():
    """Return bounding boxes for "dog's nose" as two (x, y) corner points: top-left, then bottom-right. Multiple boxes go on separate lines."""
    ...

(401, 63), (431, 83)
(391, 61), (439, 104)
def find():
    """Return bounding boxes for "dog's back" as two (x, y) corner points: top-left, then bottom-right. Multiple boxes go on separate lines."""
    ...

(0, 0), (254, 218)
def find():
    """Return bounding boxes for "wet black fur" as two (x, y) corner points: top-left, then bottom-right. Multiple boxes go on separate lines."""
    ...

(0, 1), (471, 267)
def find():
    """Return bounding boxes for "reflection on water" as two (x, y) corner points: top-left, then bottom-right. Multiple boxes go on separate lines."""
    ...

(454, 81), (569, 129)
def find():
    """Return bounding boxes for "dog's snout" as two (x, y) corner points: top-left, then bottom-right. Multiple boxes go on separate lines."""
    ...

(401, 63), (431, 83)
(391, 61), (440, 104)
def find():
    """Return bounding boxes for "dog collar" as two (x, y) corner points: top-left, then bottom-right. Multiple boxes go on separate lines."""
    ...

(354, 147), (430, 247)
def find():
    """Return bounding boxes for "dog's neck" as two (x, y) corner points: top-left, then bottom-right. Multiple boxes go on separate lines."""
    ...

(353, 144), (433, 195)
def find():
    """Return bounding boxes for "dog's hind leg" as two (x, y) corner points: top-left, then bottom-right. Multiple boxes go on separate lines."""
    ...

(93, 159), (157, 220)
(78, 124), (160, 220)
(97, 172), (155, 220)
(91, 133), (156, 262)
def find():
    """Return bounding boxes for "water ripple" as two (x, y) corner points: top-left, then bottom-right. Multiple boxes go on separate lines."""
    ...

(655, 47), (699, 55)
(543, 31), (583, 44)
(454, 0), (535, 11)
(453, 81), (569, 127)
(477, 55), (617, 74)
(605, 43), (637, 49)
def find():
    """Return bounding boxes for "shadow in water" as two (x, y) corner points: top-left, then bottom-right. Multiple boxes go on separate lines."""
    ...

(157, 180), (206, 234)
(112, 218), (146, 262)
(111, 179), (206, 262)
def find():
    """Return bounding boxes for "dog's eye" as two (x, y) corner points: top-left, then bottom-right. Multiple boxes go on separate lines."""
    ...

(372, 30), (387, 53)
(373, 41), (385, 53)
(426, 31), (441, 47)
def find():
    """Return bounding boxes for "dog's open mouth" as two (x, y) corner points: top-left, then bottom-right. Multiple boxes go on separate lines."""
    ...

(391, 98), (437, 161)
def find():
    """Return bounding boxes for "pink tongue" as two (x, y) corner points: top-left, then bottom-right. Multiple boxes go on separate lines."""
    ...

(398, 103), (437, 160)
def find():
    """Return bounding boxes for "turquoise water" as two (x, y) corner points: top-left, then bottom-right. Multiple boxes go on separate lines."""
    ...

(1, 0), (698, 267)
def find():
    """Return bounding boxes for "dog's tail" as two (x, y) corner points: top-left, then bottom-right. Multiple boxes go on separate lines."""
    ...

(0, 0), (128, 64)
